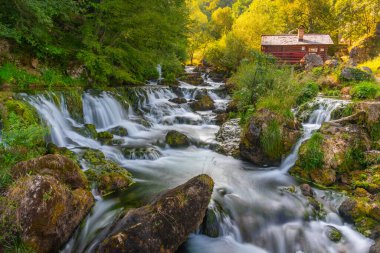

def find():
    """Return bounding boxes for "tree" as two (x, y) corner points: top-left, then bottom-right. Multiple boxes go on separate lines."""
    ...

(79, 0), (188, 84)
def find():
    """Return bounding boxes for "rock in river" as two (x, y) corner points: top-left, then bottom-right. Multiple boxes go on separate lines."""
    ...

(97, 174), (214, 253)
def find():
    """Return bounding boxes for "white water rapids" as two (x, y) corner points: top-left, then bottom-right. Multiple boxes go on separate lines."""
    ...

(24, 66), (372, 253)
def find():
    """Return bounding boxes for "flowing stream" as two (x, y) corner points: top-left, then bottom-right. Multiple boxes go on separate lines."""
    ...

(24, 66), (372, 253)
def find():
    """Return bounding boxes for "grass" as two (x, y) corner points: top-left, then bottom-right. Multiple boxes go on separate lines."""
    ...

(260, 120), (283, 159)
(300, 132), (324, 171)
(0, 63), (81, 90)
(230, 57), (306, 123)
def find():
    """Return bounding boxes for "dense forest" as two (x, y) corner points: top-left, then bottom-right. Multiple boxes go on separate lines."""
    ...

(0, 0), (380, 253)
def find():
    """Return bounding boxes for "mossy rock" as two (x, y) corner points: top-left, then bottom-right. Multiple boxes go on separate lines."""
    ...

(5, 175), (93, 253)
(84, 124), (98, 138)
(165, 130), (190, 148)
(108, 126), (128, 137)
(97, 174), (214, 253)
(46, 143), (79, 163)
(200, 207), (220, 238)
(97, 131), (113, 140)
(63, 90), (83, 122)
(11, 154), (88, 190)
(81, 149), (134, 196)
(190, 94), (215, 111)
(325, 225), (342, 242)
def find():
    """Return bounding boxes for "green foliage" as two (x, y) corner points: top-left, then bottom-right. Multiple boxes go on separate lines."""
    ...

(0, 64), (39, 89)
(296, 82), (319, 105)
(0, 0), (81, 59)
(350, 81), (380, 100)
(339, 68), (372, 82)
(342, 143), (366, 171)
(300, 132), (324, 171)
(0, 112), (47, 190)
(0, 64), (79, 89)
(79, 0), (188, 85)
(260, 120), (283, 159)
(231, 53), (302, 122)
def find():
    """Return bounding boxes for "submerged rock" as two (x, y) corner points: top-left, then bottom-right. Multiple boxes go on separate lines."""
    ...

(325, 225), (342, 242)
(165, 130), (190, 148)
(190, 94), (215, 111)
(97, 174), (214, 253)
(169, 97), (187, 104)
(108, 126), (128, 137)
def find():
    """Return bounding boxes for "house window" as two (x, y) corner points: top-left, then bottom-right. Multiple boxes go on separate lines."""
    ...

(320, 48), (325, 52)
(301, 46), (306, 51)
(309, 48), (318, 53)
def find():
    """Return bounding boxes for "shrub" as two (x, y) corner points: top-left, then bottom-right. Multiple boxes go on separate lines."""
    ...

(231, 55), (302, 123)
(300, 132), (324, 171)
(0, 64), (39, 89)
(350, 81), (380, 100)
(339, 67), (372, 82)
(260, 120), (283, 159)
(296, 82), (319, 105)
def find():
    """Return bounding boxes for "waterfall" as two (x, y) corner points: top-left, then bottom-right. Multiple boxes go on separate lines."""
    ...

(23, 68), (372, 253)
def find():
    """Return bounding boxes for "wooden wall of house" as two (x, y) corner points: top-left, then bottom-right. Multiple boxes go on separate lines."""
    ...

(262, 45), (329, 62)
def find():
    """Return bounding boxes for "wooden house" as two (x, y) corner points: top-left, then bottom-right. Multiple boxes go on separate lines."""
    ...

(261, 27), (334, 63)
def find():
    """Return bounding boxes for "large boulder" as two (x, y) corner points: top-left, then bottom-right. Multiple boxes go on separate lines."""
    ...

(179, 73), (204, 86)
(11, 154), (88, 190)
(340, 67), (372, 82)
(2, 155), (94, 253)
(165, 130), (190, 148)
(190, 94), (215, 111)
(290, 112), (371, 186)
(349, 31), (380, 65)
(240, 109), (301, 166)
(97, 174), (214, 253)
(302, 54), (324, 70)
(6, 175), (93, 253)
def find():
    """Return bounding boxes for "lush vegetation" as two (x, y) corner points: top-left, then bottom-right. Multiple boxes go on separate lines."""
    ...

(187, 0), (380, 70)
(0, 0), (189, 86)
(350, 81), (380, 100)
(300, 132), (324, 171)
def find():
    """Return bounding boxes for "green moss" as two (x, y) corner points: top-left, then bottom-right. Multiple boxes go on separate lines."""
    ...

(84, 124), (98, 139)
(342, 143), (366, 171)
(97, 131), (113, 140)
(326, 226), (342, 242)
(300, 132), (324, 171)
(260, 120), (283, 159)
(165, 130), (190, 147)
(369, 122), (380, 142)
(82, 149), (134, 195)
(4, 100), (39, 128)
(63, 90), (83, 121)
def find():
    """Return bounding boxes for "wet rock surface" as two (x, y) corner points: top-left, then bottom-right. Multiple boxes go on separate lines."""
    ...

(190, 94), (215, 111)
(165, 130), (190, 147)
(215, 119), (241, 157)
(97, 174), (214, 253)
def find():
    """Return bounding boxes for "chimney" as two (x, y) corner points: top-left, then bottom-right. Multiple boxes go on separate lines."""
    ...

(298, 26), (305, 41)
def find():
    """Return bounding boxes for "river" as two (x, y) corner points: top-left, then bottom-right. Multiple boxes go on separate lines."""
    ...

(24, 66), (373, 253)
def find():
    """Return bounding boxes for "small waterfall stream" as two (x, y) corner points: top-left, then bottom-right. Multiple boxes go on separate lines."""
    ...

(25, 67), (372, 253)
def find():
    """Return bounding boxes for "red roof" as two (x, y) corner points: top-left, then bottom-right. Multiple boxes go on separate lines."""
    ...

(261, 34), (334, 46)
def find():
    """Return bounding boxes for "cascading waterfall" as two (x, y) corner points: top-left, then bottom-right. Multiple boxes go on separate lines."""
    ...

(25, 66), (372, 253)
